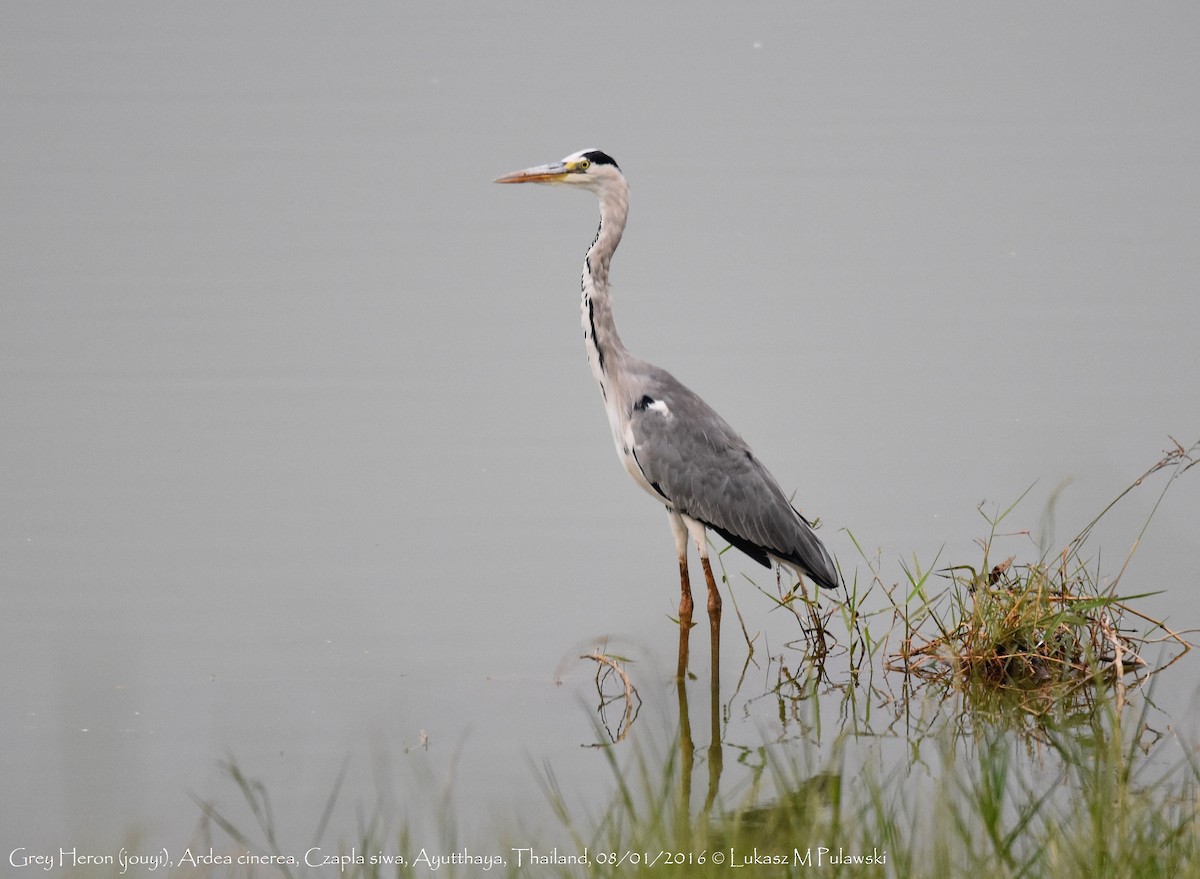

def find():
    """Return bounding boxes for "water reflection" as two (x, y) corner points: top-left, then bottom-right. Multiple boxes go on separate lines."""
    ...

(676, 618), (724, 825)
(181, 438), (1200, 865)
(579, 650), (642, 745)
(187, 566), (1195, 871)
(577, 463), (1198, 852)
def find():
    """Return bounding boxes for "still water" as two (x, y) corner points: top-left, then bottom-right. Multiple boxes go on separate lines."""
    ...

(2, 1), (1199, 860)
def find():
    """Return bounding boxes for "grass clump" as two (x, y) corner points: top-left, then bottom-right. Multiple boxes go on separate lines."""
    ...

(887, 440), (1195, 719)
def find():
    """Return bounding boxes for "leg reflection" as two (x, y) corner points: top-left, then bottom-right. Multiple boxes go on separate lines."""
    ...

(674, 576), (724, 826)
(703, 596), (722, 818)
(675, 659), (694, 846)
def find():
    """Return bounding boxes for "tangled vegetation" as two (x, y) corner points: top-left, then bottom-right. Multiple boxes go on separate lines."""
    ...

(131, 439), (1200, 878)
(888, 439), (1195, 720)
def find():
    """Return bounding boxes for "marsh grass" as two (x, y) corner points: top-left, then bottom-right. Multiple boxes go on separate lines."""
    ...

(174, 439), (1200, 877)
(185, 700), (1200, 879)
(533, 682), (1200, 879)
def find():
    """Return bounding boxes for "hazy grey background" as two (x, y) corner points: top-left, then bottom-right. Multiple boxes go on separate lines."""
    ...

(2, 1), (1198, 853)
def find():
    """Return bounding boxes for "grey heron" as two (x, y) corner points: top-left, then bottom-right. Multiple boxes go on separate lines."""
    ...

(496, 149), (839, 632)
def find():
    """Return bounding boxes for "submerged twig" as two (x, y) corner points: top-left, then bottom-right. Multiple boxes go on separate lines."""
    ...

(580, 651), (642, 745)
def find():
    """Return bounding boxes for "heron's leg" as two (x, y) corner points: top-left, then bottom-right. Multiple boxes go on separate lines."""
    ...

(682, 516), (722, 620)
(700, 557), (722, 616)
(700, 554), (722, 683)
(668, 510), (694, 626)
(682, 517), (723, 704)
(669, 510), (695, 680)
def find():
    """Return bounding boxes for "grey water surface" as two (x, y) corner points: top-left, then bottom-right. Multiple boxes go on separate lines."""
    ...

(2, 1), (1199, 856)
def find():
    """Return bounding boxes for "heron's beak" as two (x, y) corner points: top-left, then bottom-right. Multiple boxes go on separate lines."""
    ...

(494, 161), (571, 185)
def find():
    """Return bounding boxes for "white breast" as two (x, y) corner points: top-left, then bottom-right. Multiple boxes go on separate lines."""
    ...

(617, 418), (661, 500)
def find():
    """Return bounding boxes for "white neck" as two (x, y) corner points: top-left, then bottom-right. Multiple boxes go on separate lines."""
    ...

(579, 181), (630, 405)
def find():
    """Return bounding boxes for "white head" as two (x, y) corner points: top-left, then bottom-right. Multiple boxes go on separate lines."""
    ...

(495, 148), (624, 194)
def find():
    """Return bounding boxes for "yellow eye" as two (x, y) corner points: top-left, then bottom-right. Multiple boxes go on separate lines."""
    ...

(577, 158), (591, 171)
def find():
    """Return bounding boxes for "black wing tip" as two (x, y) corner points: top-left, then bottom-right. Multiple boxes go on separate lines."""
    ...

(809, 567), (842, 590)
(708, 523), (772, 569)
(794, 548), (842, 590)
(715, 525), (841, 589)
(776, 548), (840, 590)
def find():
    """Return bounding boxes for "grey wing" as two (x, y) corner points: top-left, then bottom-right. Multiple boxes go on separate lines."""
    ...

(628, 379), (838, 589)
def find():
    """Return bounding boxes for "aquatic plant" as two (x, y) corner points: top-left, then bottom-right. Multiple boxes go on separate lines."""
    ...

(175, 438), (1200, 878)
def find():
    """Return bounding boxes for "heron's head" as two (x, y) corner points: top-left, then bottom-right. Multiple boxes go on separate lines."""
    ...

(494, 149), (623, 194)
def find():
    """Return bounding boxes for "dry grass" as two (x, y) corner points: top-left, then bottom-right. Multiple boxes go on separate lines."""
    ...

(887, 438), (1197, 719)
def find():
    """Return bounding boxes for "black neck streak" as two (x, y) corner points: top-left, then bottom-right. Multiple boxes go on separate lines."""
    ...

(578, 176), (630, 417)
